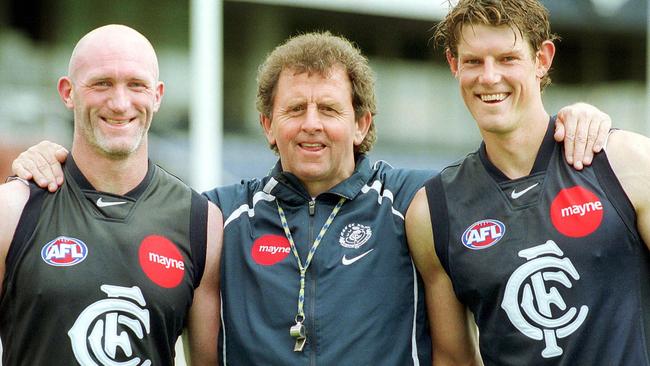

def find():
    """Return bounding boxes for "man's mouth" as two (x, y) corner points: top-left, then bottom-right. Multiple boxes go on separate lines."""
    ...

(479, 93), (509, 103)
(102, 117), (133, 125)
(300, 142), (325, 150)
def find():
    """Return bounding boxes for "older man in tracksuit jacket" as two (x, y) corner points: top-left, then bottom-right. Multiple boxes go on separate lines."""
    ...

(204, 155), (432, 365)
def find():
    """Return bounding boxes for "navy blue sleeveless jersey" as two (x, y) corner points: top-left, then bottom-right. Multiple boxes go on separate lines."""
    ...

(425, 118), (650, 365)
(0, 157), (207, 365)
(204, 155), (433, 365)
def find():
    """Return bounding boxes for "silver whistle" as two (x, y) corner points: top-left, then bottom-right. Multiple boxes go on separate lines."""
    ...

(290, 320), (307, 352)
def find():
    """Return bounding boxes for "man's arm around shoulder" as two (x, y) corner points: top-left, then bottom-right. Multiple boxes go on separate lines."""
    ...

(604, 130), (650, 248)
(405, 187), (483, 366)
(0, 180), (31, 297)
(185, 201), (223, 365)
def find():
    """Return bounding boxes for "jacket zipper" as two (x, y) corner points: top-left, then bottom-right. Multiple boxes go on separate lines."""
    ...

(308, 198), (316, 366)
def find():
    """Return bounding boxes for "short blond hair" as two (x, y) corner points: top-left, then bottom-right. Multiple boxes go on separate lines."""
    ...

(434, 0), (559, 90)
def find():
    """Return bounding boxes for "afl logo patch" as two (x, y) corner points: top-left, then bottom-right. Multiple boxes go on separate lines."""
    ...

(550, 186), (603, 238)
(138, 235), (185, 288)
(461, 219), (506, 250)
(251, 235), (291, 266)
(41, 236), (88, 266)
(339, 223), (372, 249)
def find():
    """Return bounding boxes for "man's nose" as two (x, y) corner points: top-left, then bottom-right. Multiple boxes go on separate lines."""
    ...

(108, 86), (130, 112)
(478, 59), (501, 85)
(301, 104), (323, 133)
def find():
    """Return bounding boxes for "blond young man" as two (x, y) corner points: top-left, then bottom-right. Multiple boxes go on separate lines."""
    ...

(406, 1), (650, 365)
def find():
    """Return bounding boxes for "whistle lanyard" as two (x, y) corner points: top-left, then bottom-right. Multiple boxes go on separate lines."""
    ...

(276, 197), (346, 351)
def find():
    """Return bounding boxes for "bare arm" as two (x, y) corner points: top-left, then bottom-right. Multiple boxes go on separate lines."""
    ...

(555, 102), (611, 170)
(11, 140), (68, 192)
(0, 180), (30, 297)
(406, 188), (483, 366)
(603, 130), (650, 248)
(185, 201), (223, 365)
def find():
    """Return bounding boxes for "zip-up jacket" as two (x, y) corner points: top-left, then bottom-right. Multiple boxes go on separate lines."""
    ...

(204, 154), (433, 365)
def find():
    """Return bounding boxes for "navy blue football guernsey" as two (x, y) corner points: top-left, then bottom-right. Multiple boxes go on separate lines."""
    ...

(425, 118), (650, 365)
(0, 156), (207, 365)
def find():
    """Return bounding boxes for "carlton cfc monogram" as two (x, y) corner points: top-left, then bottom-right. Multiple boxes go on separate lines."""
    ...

(69, 285), (152, 365)
(501, 241), (589, 358)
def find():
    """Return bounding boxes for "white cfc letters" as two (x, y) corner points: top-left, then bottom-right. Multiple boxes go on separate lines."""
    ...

(501, 240), (589, 358)
(68, 285), (151, 365)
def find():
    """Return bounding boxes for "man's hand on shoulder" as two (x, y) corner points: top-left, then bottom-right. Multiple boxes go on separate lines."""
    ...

(555, 103), (611, 170)
(12, 140), (68, 192)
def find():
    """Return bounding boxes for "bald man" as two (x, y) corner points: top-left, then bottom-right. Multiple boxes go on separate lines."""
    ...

(0, 25), (221, 365)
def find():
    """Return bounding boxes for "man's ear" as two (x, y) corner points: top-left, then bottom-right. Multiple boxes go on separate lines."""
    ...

(354, 111), (372, 146)
(57, 77), (74, 110)
(446, 49), (459, 78)
(536, 40), (556, 78)
(260, 114), (276, 146)
(153, 81), (165, 112)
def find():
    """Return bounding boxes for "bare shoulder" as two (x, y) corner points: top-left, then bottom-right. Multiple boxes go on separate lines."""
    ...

(405, 187), (432, 243)
(607, 129), (650, 159)
(0, 180), (31, 259)
(407, 186), (428, 213)
(185, 201), (222, 364)
(206, 201), (223, 260)
(0, 180), (30, 223)
(605, 130), (650, 209)
(203, 201), (223, 285)
(405, 187), (442, 277)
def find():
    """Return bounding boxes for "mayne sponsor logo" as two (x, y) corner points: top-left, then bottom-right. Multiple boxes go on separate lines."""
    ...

(251, 235), (291, 266)
(461, 219), (506, 250)
(139, 235), (185, 288)
(148, 252), (185, 270)
(560, 201), (603, 218)
(41, 236), (88, 266)
(257, 245), (291, 255)
(551, 186), (604, 238)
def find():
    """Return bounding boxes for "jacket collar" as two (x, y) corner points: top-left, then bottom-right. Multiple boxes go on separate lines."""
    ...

(265, 154), (374, 203)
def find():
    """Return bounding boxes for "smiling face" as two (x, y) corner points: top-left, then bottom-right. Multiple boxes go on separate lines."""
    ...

(261, 66), (371, 196)
(59, 25), (164, 159)
(447, 24), (554, 136)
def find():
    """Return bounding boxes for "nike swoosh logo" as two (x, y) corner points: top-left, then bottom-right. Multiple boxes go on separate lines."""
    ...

(510, 183), (540, 199)
(96, 197), (128, 207)
(342, 249), (374, 266)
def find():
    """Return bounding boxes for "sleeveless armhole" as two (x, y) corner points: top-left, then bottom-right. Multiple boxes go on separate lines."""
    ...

(424, 174), (451, 275)
(594, 144), (650, 364)
(6, 183), (47, 275)
(592, 150), (640, 241)
(189, 190), (208, 289)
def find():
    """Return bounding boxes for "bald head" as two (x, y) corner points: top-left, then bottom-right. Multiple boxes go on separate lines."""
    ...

(58, 24), (165, 163)
(68, 24), (159, 83)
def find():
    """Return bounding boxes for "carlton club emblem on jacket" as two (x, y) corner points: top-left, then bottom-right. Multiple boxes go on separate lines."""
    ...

(339, 223), (372, 249)
(501, 240), (589, 358)
(68, 285), (151, 365)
